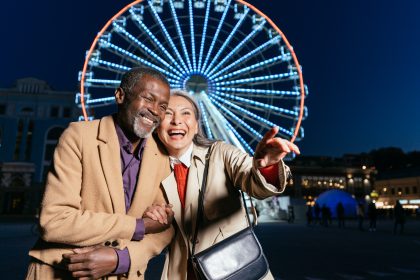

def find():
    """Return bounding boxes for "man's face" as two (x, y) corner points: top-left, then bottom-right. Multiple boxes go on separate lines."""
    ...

(117, 75), (170, 138)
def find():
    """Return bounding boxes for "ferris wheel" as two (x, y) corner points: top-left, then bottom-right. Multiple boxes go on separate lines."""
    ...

(77, 0), (308, 154)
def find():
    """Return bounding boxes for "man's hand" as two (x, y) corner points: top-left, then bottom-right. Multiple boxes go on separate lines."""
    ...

(143, 204), (174, 234)
(143, 203), (173, 224)
(254, 126), (300, 168)
(63, 246), (117, 280)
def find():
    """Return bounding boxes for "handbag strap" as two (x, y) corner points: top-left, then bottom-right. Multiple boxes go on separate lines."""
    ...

(191, 148), (254, 256)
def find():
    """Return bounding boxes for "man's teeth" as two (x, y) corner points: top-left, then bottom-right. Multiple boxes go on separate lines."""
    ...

(141, 116), (154, 125)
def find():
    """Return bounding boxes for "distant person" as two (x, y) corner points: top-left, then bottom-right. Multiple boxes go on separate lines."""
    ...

(368, 201), (377, 232)
(357, 203), (365, 231)
(314, 203), (321, 225)
(393, 200), (405, 235)
(321, 204), (330, 227)
(288, 204), (295, 224)
(336, 202), (345, 228)
(306, 205), (313, 226)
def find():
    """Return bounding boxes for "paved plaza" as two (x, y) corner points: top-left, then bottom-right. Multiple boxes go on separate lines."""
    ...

(1, 217), (419, 279)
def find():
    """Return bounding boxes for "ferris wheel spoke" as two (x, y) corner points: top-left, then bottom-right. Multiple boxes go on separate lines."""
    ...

(147, 0), (190, 72)
(215, 87), (300, 98)
(168, 0), (193, 71)
(89, 58), (131, 73)
(214, 72), (298, 86)
(209, 36), (280, 80)
(224, 121), (254, 154)
(213, 55), (288, 82)
(204, 20), (266, 76)
(85, 77), (179, 89)
(200, 0), (232, 72)
(100, 40), (182, 81)
(209, 97), (263, 140)
(188, 0), (197, 71)
(197, 0), (211, 71)
(198, 100), (214, 139)
(112, 22), (183, 77)
(210, 94), (293, 137)
(203, 6), (249, 75)
(129, 7), (185, 73)
(210, 91), (298, 118)
(85, 96), (115, 106)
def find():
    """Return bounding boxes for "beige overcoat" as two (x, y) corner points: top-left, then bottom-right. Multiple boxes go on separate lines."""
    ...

(160, 142), (290, 280)
(27, 116), (174, 279)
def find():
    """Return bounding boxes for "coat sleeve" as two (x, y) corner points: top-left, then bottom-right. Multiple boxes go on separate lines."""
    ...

(39, 123), (136, 247)
(216, 142), (290, 199)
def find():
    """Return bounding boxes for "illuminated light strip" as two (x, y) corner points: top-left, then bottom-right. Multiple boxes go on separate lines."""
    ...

(101, 40), (182, 81)
(89, 58), (131, 71)
(225, 121), (254, 154)
(215, 86), (299, 96)
(86, 96), (115, 104)
(200, 0), (232, 72)
(197, 0), (211, 70)
(209, 36), (280, 79)
(112, 22), (183, 77)
(129, 9), (185, 73)
(198, 100), (214, 139)
(211, 91), (297, 116)
(168, 0), (193, 71)
(210, 97), (263, 143)
(209, 94), (293, 136)
(214, 72), (297, 86)
(213, 56), (286, 82)
(204, 7), (249, 73)
(147, 0), (190, 72)
(188, 0), (197, 71)
(205, 20), (266, 76)
(86, 78), (179, 87)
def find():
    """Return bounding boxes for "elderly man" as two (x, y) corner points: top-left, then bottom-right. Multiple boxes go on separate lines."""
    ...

(26, 67), (174, 280)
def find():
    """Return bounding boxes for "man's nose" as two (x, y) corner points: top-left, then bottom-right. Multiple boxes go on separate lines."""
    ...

(148, 102), (159, 116)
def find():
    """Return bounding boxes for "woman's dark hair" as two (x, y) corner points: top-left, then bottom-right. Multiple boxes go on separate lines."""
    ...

(171, 89), (216, 147)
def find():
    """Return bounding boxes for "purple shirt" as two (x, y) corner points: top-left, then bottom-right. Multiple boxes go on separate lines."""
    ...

(113, 120), (146, 274)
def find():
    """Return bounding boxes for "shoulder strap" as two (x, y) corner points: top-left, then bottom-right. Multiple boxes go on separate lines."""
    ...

(191, 146), (254, 256)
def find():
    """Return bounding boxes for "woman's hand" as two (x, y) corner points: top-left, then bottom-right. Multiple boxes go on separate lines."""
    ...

(254, 126), (300, 168)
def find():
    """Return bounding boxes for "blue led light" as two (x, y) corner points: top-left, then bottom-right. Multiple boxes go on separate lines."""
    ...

(198, 100), (214, 139)
(188, 0), (197, 71)
(168, 0), (193, 71)
(215, 87), (299, 97)
(129, 8), (186, 73)
(203, 6), (249, 73)
(148, 0), (190, 72)
(210, 91), (298, 117)
(197, 0), (211, 71)
(214, 72), (298, 86)
(212, 55), (287, 81)
(200, 0), (232, 72)
(112, 22), (183, 77)
(205, 20), (266, 76)
(208, 36), (280, 79)
(209, 93), (293, 136)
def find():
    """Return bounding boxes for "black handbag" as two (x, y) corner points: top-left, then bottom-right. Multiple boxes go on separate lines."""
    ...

(190, 150), (270, 280)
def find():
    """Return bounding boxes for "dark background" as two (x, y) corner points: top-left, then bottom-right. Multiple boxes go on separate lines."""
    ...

(1, 0), (419, 156)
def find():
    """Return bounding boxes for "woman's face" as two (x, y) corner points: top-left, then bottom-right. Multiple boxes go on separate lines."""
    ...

(158, 95), (198, 158)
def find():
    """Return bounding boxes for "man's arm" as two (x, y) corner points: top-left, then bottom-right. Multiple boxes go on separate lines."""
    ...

(40, 123), (135, 247)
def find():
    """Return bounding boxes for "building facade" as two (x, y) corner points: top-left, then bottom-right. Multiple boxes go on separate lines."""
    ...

(0, 78), (78, 215)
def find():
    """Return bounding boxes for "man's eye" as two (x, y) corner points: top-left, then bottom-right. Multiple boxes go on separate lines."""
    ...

(160, 105), (167, 111)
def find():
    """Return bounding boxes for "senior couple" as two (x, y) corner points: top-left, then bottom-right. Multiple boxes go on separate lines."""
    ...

(26, 67), (300, 280)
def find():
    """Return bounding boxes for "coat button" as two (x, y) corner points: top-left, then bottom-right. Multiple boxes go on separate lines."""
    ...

(137, 270), (142, 277)
(111, 240), (119, 247)
(104, 241), (111, 246)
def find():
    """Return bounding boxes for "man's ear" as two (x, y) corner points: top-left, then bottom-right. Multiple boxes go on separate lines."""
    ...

(115, 88), (125, 105)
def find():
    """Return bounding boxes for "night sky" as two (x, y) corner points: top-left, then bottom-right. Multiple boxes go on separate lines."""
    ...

(1, 0), (419, 156)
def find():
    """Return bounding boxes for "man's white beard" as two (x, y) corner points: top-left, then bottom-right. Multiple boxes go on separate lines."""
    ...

(133, 115), (158, 138)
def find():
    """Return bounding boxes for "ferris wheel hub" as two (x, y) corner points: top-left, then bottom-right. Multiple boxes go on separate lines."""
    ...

(184, 74), (209, 95)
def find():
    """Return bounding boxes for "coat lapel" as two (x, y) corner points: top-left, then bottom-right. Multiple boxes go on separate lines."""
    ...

(97, 116), (125, 214)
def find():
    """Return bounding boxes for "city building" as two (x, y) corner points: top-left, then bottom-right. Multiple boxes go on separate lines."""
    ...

(373, 167), (420, 211)
(0, 78), (78, 215)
